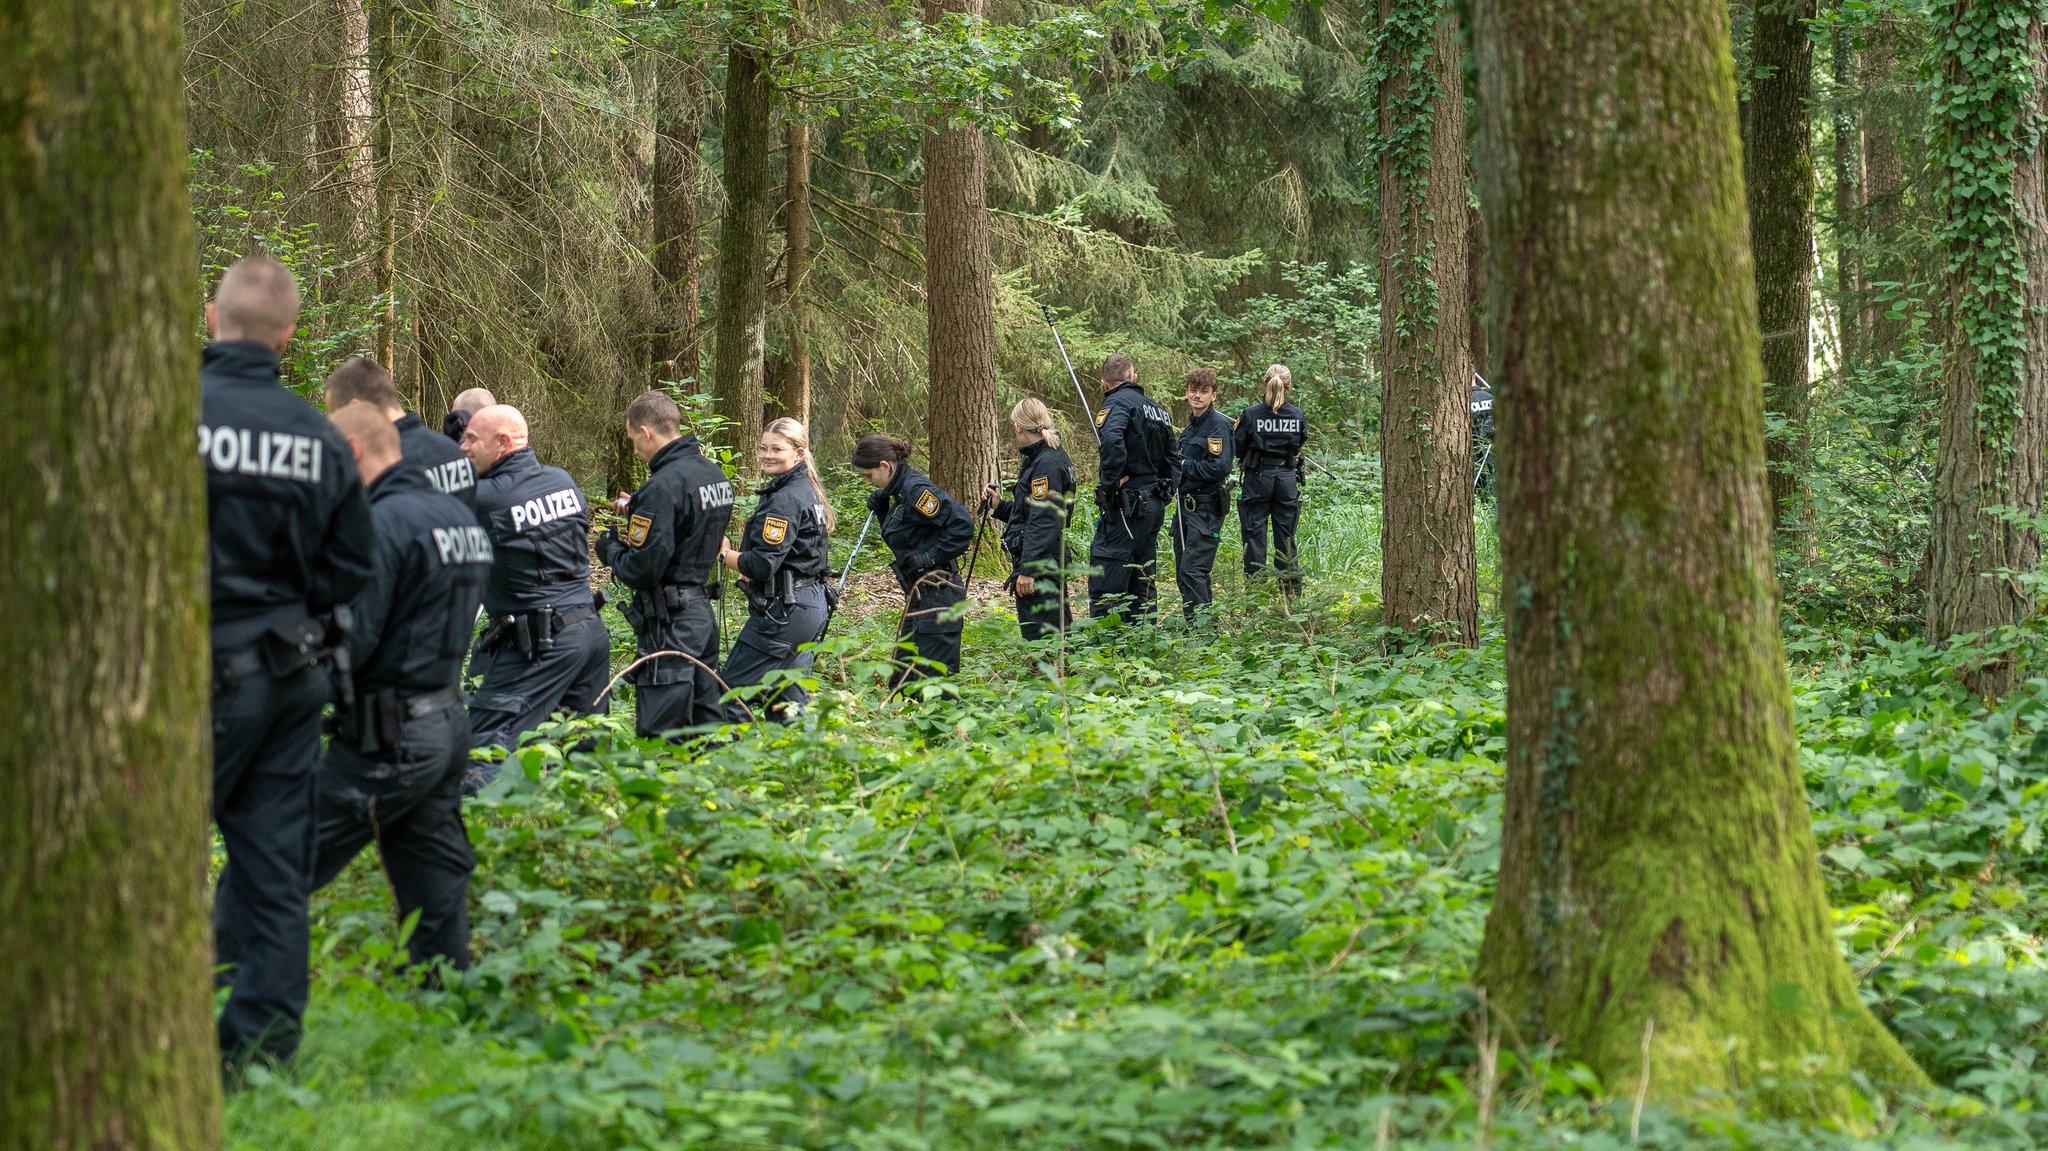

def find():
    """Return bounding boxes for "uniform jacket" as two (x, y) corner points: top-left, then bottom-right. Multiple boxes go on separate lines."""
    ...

(200, 340), (377, 650)
(1174, 407), (1235, 494)
(1233, 402), (1309, 472)
(396, 411), (477, 511)
(996, 440), (1074, 576)
(871, 462), (974, 582)
(598, 435), (735, 603)
(472, 446), (595, 615)
(1470, 385), (1494, 440)
(348, 463), (492, 693)
(736, 462), (831, 595)
(1095, 382), (1178, 486)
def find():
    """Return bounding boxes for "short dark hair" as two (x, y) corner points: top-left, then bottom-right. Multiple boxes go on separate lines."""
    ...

(325, 357), (402, 409)
(1183, 368), (1217, 392)
(850, 433), (913, 469)
(1100, 353), (1135, 383)
(624, 391), (682, 436)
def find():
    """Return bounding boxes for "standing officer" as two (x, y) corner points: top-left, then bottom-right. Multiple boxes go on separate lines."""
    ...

(1088, 352), (1178, 621)
(718, 418), (834, 722)
(1234, 363), (1309, 596)
(201, 254), (377, 1068)
(313, 404), (490, 973)
(324, 357), (477, 511)
(1170, 368), (1234, 624)
(459, 404), (610, 778)
(988, 398), (1076, 641)
(1470, 374), (1496, 495)
(595, 392), (736, 739)
(852, 434), (975, 689)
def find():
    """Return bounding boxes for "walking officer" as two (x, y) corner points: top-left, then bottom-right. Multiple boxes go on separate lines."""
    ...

(717, 418), (834, 722)
(1170, 368), (1234, 624)
(1088, 352), (1178, 621)
(312, 405), (490, 974)
(201, 254), (377, 1068)
(852, 434), (975, 689)
(459, 404), (610, 779)
(1234, 363), (1309, 595)
(323, 357), (477, 511)
(1470, 374), (1496, 495)
(988, 398), (1076, 641)
(596, 392), (736, 739)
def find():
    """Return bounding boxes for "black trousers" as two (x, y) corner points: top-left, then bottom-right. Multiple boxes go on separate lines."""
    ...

(1087, 485), (1167, 621)
(627, 593), (722, 739)
(1239, 470), (1302, 592)
(213, 661), (329, 1064)
(466, 611), (611, 788)
(720, 583), (830, 723)
(1171, 490), (1227, 622)
(891, 571), (964, 691)
(313, 699), (474, 972)
(1014, 585), (1068, 641)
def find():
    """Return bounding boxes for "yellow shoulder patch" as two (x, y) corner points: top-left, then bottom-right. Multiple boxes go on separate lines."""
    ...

(915, 489), (940, 517)
(762, 515), (789, 545)
(1230, 417), (1239, 430)
(1095, 408), (1108, 428)
(626, 514), (653, 548)
(1207, 436), (1223, 456)
(1030, 475), (1050, 499)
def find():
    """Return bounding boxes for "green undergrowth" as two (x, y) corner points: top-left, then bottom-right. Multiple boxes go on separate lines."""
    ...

(231, 596), (2048, 1149)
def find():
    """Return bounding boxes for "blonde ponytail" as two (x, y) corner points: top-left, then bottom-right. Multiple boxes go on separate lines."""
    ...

(1010, 397), (1061, 450)
(1262, 364), (1292, 410)
(765, 416), (837, 531)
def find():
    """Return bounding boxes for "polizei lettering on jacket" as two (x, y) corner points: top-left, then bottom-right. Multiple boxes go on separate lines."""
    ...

(424, 457), (475, 495)
(197, 424), (324, 483)
(1256, 417), (1302, 434)
(1141, 405), (1173, 426)
(509, 488), (585, 531)
(697, 479), (736, 511)
(432, 525), (494, 565)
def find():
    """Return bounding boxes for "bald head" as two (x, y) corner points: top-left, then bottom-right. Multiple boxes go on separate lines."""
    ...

(330, 401), (401, 485)
(460, 404), (529, 475)
(208, 254), (301, 350)
(452, 388), (497, 415)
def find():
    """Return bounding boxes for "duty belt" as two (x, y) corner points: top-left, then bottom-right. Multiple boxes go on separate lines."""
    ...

(212, 614), (332, 690)
(336, 683), (464, 756)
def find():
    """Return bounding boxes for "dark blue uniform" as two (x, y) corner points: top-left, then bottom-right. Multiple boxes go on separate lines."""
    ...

(995, 440), (1075, 640)
(396, 411), (477, 511)
(872, 463), (974, 688)
(1233, 401), (1308, 593)
(721, 463), (831, 721)
(1088, 382), (1178, 620)
(1470, 382), (1495, 495)
(201, 339), (377, 1064)
(465, 447), (609, 777)
(1171, 407), (1234, 622)
(596, 435), (735, 738)
(314, 464), (489, 972)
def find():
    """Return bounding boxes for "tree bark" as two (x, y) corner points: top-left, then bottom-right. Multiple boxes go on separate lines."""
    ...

(372, 0), (400, 367)
(311, 0), (374, 247)
(653, 48), (705, 385)
(1745, 0), (1816, 529)
(1376, 0), (1478, 644)
(1830, 5), (1863, 370)
(1926, 12), (2048, 699)
(774, 111), (814, 427)
(1470, 0), (1925, 1110)
(713, 41), (772, 459)
(0, 3), (222, 1148)
(921, 0), (1002, 503)
(1860, 13), (1906, 360)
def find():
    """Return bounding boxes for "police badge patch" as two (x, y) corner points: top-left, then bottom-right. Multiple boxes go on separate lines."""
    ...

(1095, 408), (1108, 428)
(1208, 436), (1223, 456)
(915, 489), (940, 517)
(626, 514), (654, 548)
(1030, 475), (1050, 499)
(762, 515), (789, 545)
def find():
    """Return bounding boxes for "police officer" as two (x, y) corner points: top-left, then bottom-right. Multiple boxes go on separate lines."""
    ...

(1171, 368), (1234, 624)
(987, 398), (1076, 641)
(312, 405), (490, 973)
(1234, 363), (1309, 595)
(852, 434), (975, 689)
(717, 417), (834, 722)
(323, 357), (477, 511)
(444, 387), (496, 443)
(1088, 352), (1178, 621)
(595, 392), (736, 739)
(1470, 374), (1496, 495)
(200, 254), (377, 1067)
(459, 404), (610, 777)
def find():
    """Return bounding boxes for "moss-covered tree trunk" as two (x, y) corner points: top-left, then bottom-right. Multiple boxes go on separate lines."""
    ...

(921, 0), (1000, 503)
(0, 2), (222, 1147)
(713, 41), (771, 457)
(653, 47), (705, 385)
(1376, 0), (1477, 644)
(1925, 9), (2048, 699)
(774, 108), (814, 426)
(1470, 0), (1926, 1109)
(1745, 0), (1816, 529)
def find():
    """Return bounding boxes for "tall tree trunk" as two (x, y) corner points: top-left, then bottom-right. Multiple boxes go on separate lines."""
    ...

(652, 49), (705, 384)
(1745, 0), (1816, 530)
(1470, 0), (1925, 1110)
(372, 0), (400, 367)
(921, 0), (1001, 503)
(1376, 0), (1478, 644)
(713, 41), (772, 458)
(0, 3), (222, 1147)
(1860, 13), (1906, 360)
(774, 111), (814, 426)
(1926, 9), (2048, 698)
(1467, 195), (1488, 380)
(312, 0), (374, 247)
(408, 0), (454, 408)
(1831, 5), (1863, 371)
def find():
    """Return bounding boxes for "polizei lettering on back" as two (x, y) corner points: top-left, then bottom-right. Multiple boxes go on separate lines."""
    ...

(508, 487), (584, 532)
(431, 525), (494, 565)
(424, 457), (475, 495)
(197, 424), (325, 484)
(697, 480), (736, 511)
(1256, 418), (1302, 434)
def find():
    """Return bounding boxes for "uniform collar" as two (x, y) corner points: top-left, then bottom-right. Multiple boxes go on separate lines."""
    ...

(366, 460), (431, 502)
(394, 411), (426, 433)
(1020, 439), (1049, 461)
(486, 445), (537, 478)
(882, 460), (914, 499)
(647, 434), (701, 475)
(762, 460), (808, 494)
(201, 340), (283, 385)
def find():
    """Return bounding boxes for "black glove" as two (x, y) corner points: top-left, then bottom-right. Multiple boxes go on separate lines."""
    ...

(867, 490), (889, 514)
(442, 409), (470, 442)
(906, 549), (935, 573)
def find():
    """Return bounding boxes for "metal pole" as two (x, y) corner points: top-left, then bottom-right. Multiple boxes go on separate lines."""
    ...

(1042, 304), (1100, 441)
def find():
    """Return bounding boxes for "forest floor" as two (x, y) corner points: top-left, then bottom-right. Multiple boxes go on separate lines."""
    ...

(224, 507), (2048, 1151)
